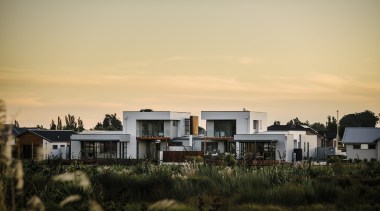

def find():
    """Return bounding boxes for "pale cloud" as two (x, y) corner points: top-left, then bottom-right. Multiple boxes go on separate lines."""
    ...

(237, 57), (261, 65)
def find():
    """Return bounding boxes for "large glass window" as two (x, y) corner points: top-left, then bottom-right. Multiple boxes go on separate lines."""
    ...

(139, 120), (165, 136)
(81, 141), (117, 159)
(214, 120), (236, 137)
(205, 142), (218, 155)
(119, 142), (128, 158)
(239, 142), (276, 160)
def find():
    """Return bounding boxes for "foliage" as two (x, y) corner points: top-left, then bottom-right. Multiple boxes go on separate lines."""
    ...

(286, 117), (309, 126)
(185, 156), (204, 163)
(61, 114), (85, 132)
(12, 120), (20, 128)
(339, 110), (379, 137)
(309, 122), (325, 132)
(93, 113), (122, 131)
(326, 115), (337, 133)
(50, 119), (56, 130)
(3, 160), (380, 210)
(57, 116), (63, 130)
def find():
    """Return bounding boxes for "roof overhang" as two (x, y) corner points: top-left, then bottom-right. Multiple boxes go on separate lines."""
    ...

(71, 134), (130, 142)
(136, 136), (171, 141)
(234, 134), (285, 142)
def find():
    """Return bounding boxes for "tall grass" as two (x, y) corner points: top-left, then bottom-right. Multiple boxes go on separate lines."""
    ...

(7, 159), (379, 210)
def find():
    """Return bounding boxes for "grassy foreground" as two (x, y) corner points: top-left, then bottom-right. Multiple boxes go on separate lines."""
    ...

(1, 159), (380, 210)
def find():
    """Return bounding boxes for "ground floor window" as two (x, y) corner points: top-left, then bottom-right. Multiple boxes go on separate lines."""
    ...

(119, 142), (128, 158)
(169, 142), (183, 146)
(205, 142), (218, 155)
(369, 144), (376, 149)
(224, 142), (236, 153)
(239, 142), (276, 160)
(81, 141), (117, 159)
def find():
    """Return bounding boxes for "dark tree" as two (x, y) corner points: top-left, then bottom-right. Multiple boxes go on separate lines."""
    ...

(310, 122), (326, 132)
(57, 116), (63, 130)
(339, 110), (379, 137)
(50, 119), (57, 130)
(94, 122), (103, 130)
(326, 115), (337, 132)
(62, 114), (85, 132)
(12, 120), (19, 128)
(140, 109), (153, 112)
(78, 117), (85, 132)
(286, 117), (309, 126)
(63, 114), (77, 131)
(94, 113), (122, 130)
(273, 121), (281, 125)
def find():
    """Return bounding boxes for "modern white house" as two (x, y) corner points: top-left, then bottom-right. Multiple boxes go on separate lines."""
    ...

(123, 111), (198, 159)
(342, 127), (380, 161)
(69, 109), (326, 163)
(195, 111), (268, 157)
(70, 110), (199, 160)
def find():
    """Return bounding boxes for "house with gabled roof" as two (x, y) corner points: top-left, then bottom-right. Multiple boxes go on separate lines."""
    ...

(342, 127), (380, 160)
(17, 129), (76, 160)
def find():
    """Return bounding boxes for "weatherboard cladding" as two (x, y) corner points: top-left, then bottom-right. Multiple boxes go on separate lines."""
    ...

(342, 127), (380, 144)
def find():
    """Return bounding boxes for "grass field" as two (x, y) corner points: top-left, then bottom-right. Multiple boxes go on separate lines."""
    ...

(1, 158), (380, 210)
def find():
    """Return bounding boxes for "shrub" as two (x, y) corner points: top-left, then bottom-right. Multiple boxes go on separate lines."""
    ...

(224, 154), (237, 167)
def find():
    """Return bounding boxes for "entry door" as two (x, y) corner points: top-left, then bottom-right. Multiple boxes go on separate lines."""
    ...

(23, 145), (32, 159)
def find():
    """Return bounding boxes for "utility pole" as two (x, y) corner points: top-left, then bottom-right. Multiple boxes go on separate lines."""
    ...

(336, 110), (339, 148)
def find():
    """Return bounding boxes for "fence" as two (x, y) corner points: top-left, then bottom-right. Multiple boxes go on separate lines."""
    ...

(163, 151), (204, 162)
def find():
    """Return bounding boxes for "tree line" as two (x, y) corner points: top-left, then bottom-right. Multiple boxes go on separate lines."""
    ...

(13, 110), (379, 136)
(12, 113), (123, 132)
(275, 110), (379, 138)
(49, 113), (122, 132)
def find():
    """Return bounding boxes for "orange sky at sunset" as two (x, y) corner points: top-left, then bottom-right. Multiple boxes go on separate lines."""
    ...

(1, 0), (379, 128)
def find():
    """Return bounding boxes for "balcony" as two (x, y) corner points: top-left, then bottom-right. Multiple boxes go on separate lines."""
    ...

(214, 130), (234, 137)
(136, 129), (171, 141)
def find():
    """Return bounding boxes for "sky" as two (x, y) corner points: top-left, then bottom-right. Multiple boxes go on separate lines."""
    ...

(1, 0), (379, 129)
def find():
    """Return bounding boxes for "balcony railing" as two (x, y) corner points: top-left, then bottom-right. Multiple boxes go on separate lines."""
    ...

(213, 131), (234, 137)
(136, 129), (171, 137)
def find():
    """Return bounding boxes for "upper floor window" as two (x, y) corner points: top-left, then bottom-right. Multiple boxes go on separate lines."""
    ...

(369, 144), (376, 149)
(52, 145), (58, 150)
(214, 120), (236, 137)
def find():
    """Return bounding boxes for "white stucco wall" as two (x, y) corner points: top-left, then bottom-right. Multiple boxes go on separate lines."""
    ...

(300, 134), (318, 159)
(43, 140), (69, 159)
(346, 144), (378, 160)
(70, 140), (81, 159)
(202, 111), (268, 135)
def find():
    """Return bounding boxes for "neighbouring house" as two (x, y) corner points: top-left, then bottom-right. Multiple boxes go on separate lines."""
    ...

(196, 111), (268, 157)
(17, 129), (75, 160)
(266, 124), (323, 160)
(342, 127), (380, 161)
(71, 130), (130, 159)
(234, 133), (293, 162)
(1, 124), (34, 157)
